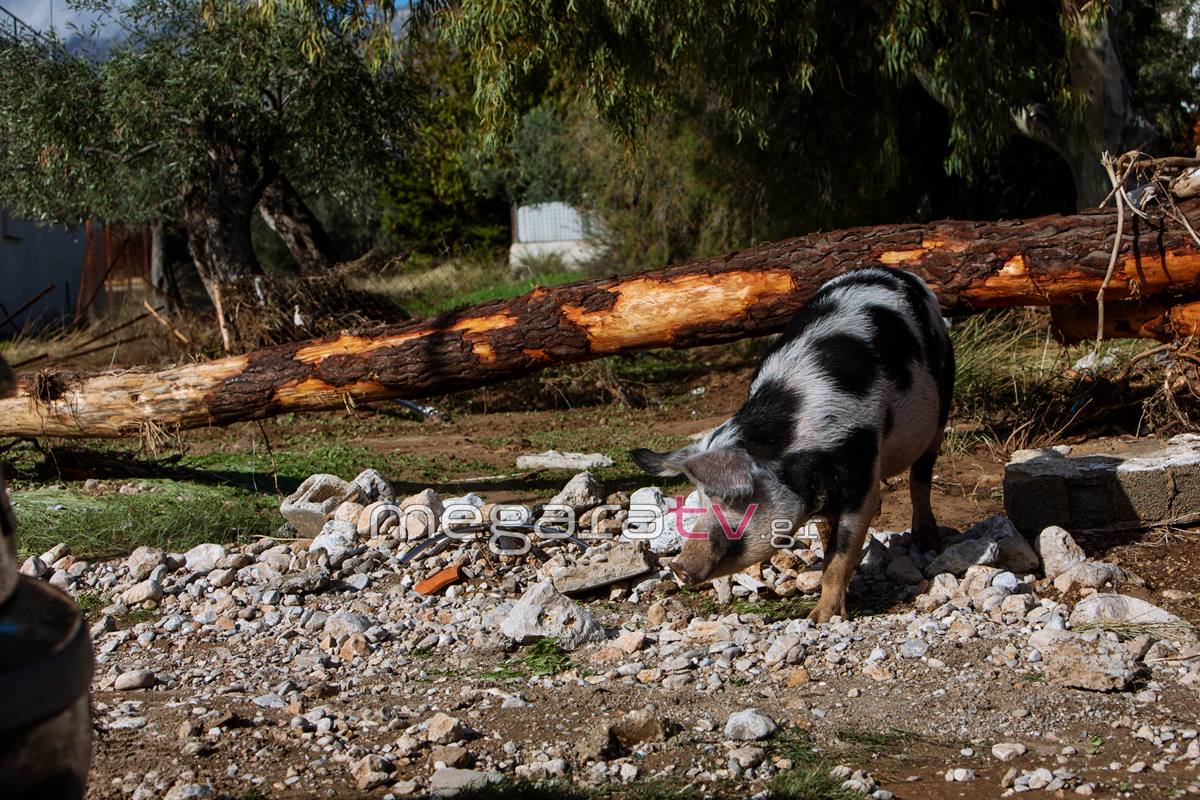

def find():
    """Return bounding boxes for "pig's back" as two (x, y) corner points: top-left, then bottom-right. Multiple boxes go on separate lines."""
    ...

(713, 267), (953, 477)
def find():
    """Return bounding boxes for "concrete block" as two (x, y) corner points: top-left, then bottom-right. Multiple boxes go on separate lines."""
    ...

(1004, 434), (1200, 535)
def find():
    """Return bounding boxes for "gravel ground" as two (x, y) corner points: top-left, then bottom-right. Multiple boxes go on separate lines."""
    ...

(20, 469), (1200, 800)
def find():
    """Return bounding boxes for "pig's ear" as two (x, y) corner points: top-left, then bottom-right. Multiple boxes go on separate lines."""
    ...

(630, 445), (697, 476)
(682, 447), (755, 501)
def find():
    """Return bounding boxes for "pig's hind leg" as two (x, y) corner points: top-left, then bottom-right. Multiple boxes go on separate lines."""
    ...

(809, 484), (880, 624)
(908, 435), (944, 553)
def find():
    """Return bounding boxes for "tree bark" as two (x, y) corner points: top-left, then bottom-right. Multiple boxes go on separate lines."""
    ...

(6, 201), (1200, 439)
(257, 174), (337, 274)
(1052, 297), (1200, 343)
(1008, 2), (1156, 209)
(182, 143), (271, 351)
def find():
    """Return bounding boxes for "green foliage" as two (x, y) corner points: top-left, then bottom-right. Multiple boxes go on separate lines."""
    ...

(445, 0), (1200, 208)
(0, 0), (412, 227)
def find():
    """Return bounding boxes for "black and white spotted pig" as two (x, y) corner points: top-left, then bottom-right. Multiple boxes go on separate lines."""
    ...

(631, 266), (955, 623)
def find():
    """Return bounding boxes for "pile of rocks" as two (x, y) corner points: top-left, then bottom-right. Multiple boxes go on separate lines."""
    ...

(16, 465), (1200, 798)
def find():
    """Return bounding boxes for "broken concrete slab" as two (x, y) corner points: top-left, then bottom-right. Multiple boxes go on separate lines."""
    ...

(281, 474), (352, 538)
(516, 450), (614, 470)
(1004, 434), (1200, 535)
(549, 544), (653, 595)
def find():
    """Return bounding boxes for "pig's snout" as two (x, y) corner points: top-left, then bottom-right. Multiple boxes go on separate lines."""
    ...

(668, 560), (696, 586)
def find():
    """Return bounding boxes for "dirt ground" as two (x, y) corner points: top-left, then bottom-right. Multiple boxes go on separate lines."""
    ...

(27, 365), (1200, 799)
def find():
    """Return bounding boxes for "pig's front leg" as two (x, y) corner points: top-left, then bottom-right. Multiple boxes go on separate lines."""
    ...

(809, 486), (879, 624)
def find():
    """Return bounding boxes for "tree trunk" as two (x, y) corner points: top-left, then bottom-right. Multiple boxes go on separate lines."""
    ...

(257, 174), (336, 274)
(1052, 297), (1200, 343)
(1009, 2), (1156, 209)
(182, 144), (271, 350)
(5, 201), (1200, 439)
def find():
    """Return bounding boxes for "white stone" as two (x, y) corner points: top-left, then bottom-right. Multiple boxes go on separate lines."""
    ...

(1034, 526), (1087, 579)
(1069, 593), (1186, 629)
(125, 546), (165, 581)
(498, 579), (606, 651)
(622, 486), (681, 554)
(724, 709), (778, 741)
(925, 539), (1000, 577)
(991, 742), (1027, 762)
(115, 668), (157, 691)
(547, 472), (605, 512)
(183, 543), (226, 574)
(120, 579), (163, 606)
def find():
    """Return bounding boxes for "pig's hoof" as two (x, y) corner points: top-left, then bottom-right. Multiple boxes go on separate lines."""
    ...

(807, 602), (845, 625)
(911, 525), (943, 553)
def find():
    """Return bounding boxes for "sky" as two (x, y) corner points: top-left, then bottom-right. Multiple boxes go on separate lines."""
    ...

(2, 1), (108, 38)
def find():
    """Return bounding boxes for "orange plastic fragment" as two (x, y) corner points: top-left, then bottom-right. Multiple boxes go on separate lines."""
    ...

(414, 564), (463, 596)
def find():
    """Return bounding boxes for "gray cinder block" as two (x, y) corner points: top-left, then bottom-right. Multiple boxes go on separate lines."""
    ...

(1004, 434), (1200, 535)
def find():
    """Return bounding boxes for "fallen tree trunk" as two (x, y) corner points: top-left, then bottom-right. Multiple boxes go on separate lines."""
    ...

(6, 201), (1200, 439)
(1052, 297), (1200, 343)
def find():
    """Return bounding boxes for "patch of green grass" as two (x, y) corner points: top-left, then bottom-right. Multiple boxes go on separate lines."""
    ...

(481, 662), (527, 681)
(120, 608), (160, 626)
(454, 780), (591, 800)
(520, 638), (574, 676)
(834, 727), (917, 755)
(700, 596), (817, 622)
(767, 727), (879, 800)
(11, 483), (278, 560)
(480, 639), (577, 681)
(409, 645), (435, 659)
(766, 727), (825, 768)
(1074, 620), (1196, 641)
(768, 766), (864, 800)
(74, 591), (103, 620)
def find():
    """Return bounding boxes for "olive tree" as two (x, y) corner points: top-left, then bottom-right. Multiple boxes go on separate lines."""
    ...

(0, 0), (414, 308)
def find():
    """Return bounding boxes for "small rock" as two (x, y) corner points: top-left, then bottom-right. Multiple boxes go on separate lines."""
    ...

(1042, 632), (1136, 691)
(608, 708), (667, 749)
(183, 543), (226, 574)
(925, 539), (1000, 578)
(1034, 526), (1086, 579)
(426, 712), (468, 744)
(428, 768), (501, 797)
(1069, 593), (1186, 629)
(991, 742), (1027, 762)
(885, 555), (924, 585)
(552, 544), (652, 594)
(1053, 561), (1127, 593)
(125, 546), (165, 581)
(964, 516), (1040, 573)
(498, 579), (606, 651)
(547, 472), (605, 512)
(516, 450), (614, 470)
(350, 754), (394, 791)
(324, 611), (371, 640)
(899, 640), (930, 659)
(120, 579), (163, 606)
(623, 486), (681, 554)
(19, 556), (47, 578)
(349, 468), (394, 502)
(724, 709), (777, 741)
(281, 474), (352, 537)
(277, 568), (331, 596)
(115, 669), (157, 691)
